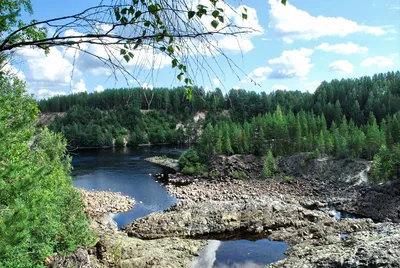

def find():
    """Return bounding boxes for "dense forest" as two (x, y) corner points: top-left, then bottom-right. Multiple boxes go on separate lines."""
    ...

(39, 71), (400, 181)
(39, 71), (400, 127)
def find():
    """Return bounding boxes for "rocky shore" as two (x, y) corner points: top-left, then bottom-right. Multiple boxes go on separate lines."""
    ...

(77, 189), (136, 217)
(144, 156), (180, 171)
(51, 189), (205, 268)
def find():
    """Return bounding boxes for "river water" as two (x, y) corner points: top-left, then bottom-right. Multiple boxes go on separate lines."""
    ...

(71, 146), (288, 268)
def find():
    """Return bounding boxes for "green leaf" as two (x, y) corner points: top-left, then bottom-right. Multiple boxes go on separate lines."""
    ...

(211, 20), (219, 29)
(144, 21), (151, 27)
(212, 10), (219, 18)
(242, 13), (248, 20)
(135, 10), (142, 19)
(243, 7), (248, 12)
(281, 0), (287, 5)
(188, 11), (196, 19)
(124, 55), (130, 62)
(128, 52), (134, 58)
(121, 8), (128, 15)
(120, 49), (126, 55)
(172, 59), (178, 68)
(177, 72), (184, 81)
(218, 15), (224, 23)
(114, 8), (121, 21)
(187, 86), (193, 100)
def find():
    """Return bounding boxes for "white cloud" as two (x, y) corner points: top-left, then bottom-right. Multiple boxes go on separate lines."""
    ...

(72, 79), (88, 94)
(24, 47), (79, 87)
(217, 36), (254, 52)
(268, 48), (314, 79)
(94, 85), (105, 93)
(361, 56), (395, 68)
(316, 42), (368, 54)
(186, 1), (263, 54)
(241, 66), (272, 83)
(328, 60), (355, 74)
(268, 0), (388, 43)
(272, 84), (289, 91)
(212, 78), (221, 87)
(303, 80), (322, 93)
(1, 62), (26, 81)
(36, 88), (67, 99)
(141, 82), (154, 90)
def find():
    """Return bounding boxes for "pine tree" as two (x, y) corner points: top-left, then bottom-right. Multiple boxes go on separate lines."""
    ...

(263, 151), (277, 177)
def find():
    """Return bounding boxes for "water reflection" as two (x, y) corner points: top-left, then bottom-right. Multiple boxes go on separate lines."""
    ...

(191, 239), (288, 268)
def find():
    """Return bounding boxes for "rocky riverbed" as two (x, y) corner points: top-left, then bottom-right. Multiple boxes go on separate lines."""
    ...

(123, 153), (400, 267)
(54, 153), (400, 267)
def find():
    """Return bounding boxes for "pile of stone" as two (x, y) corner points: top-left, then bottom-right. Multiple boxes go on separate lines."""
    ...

(78, 189), (135, 217)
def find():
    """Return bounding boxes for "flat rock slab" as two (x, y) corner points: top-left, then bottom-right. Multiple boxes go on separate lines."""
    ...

(122, 196), (372, 242)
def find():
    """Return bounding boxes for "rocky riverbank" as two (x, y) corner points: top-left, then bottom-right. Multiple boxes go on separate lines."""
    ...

(51, 189), (205, 268)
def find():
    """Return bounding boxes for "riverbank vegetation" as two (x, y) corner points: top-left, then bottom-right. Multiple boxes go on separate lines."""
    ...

(0, 76), (92, 266)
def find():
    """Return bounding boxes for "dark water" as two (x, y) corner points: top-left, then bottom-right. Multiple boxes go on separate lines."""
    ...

(71, 146), (184, 227)
(71, 145), (288, 267)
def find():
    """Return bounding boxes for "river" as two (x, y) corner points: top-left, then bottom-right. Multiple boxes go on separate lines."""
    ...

(71, 146), (288, 268)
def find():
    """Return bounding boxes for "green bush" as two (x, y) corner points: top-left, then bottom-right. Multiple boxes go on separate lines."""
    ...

(231, 171), (248, 180)
(179, 149), (206, 175)
(115, 135), (125, 146)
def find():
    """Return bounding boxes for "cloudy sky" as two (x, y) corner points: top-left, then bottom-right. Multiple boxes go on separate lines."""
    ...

(10, 0), (400, 99)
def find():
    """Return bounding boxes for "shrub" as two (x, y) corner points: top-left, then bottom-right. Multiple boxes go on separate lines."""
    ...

(231, 171), (248, 180)
(179, 149), (206, 175)
(263, 151), (278, 178)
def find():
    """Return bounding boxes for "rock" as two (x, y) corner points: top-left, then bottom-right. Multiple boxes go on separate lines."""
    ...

(268, 223), (400, 267)
(144, 156), (180, 171)
(77, 189), (135, 217)
(94, 232), (206, 268)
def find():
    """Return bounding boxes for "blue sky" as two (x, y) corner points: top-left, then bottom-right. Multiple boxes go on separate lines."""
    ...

(9, 0), (400, 98)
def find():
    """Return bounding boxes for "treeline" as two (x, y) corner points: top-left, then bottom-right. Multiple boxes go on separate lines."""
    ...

(38, 71), (400, 127)
(47, 105), (202, 148)
(189, 106), (400, 182)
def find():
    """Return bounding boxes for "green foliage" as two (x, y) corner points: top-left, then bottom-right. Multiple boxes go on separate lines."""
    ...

(371, 144), (400, 183)
(263, 151), (277, 178)
(231, 171), (248, 180)
(284, 176), (293, 182)
(0, 75), (92, 266)
(179, 148), (206, 175)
